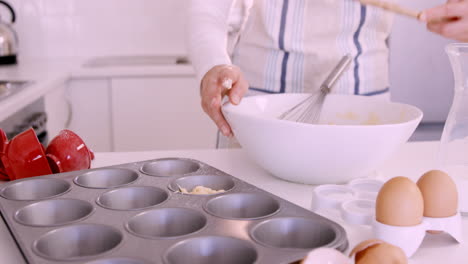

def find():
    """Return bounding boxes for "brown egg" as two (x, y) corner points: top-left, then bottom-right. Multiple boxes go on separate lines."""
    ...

(417, 170), (458, 217)
(298, 248), (350, 264)
(350, 239), (407, 264)
(350, 239), (384, 258)
(376, 177), (424, 226)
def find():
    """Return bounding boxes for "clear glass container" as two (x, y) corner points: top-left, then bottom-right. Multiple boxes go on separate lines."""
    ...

(439, 43), (468, 213)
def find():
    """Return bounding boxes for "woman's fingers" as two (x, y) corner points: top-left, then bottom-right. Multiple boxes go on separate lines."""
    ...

(200, 65), (250, 137)
(423, 1), (468, 23)
(201, 85), (232, 137)
(421, 0), (468, 42)
(218, 65), (243, 104)
(208, 95), (233, 137)
(201, 81), (232, 137)
(229, 77), (249, 106)
(427, 17), (468, 41)
(217, 65), (248, 105)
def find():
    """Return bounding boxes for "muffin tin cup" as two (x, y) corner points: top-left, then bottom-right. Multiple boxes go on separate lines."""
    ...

(85, 257), (153, 264)
(140, 158), (200, 177)
(0, 178), (71, 201)
(126, 207), (207, 239)
(33, 224), (123, 261)
(14, 199), (94, 227)
(204, 193), (281, 220)
(163, 236), (258, 264)
(97, 186), (169, 211)
(250, 217), (342, 250)
(74, 168), (139, 189)
(0, 158), (348, 264)
(168, 174), (236, 195)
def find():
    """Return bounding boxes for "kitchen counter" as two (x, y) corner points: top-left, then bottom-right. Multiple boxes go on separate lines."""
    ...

(0, 57), (195, 122)
(0, 141), (466, 263)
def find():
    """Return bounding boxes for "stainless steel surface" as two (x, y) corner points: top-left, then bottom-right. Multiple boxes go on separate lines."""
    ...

(97, 186), (168, 210)
(14, 199), (94, 226)
(83, 55), (190, 68)
(0, 216), (26, 264)
(320, 55), (353, 93)
(140, 158), (200, 176)
(86, 258), (153, 264)
(0, 1), (18, 58)
(33, 224), (123, 261)
(0, 81), (31, 102)
(168, 174), (235, 194)
(164, 236), (258, 264)
(0, 24), (16, 56)
(251, 217), (344, 250)
(278, 55), (352, 124)
(0, 178), (71, 201)
(0, 158), (348, 264)
(204, 193), (280, 220)
(74, 168), (139, 188)
(126, 208), (207, 239)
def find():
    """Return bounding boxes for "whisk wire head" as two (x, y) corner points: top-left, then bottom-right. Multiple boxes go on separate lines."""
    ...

(277, 54), (352, 124)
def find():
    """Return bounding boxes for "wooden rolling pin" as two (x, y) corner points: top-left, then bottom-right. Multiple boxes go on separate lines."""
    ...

(359, 0), (423, 21)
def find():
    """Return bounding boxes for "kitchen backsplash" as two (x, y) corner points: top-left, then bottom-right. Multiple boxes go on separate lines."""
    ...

(6, 0), (190, 58)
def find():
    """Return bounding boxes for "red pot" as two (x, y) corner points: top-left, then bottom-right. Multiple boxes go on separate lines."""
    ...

(46, 129), (94, 173)
(0, 128), (52, 180)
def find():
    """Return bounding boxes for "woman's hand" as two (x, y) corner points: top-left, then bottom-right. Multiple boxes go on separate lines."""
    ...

(422, 0), (468, 42)
(200, 64), (249, 137)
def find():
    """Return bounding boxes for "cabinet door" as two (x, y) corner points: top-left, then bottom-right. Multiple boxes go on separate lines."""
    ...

(111, 77), (217, 151)
(44, 84), (68, 140)
(66, 80), (112, 152)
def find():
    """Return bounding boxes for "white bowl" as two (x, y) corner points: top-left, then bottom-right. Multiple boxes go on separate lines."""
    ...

(222, 94), (423, 184)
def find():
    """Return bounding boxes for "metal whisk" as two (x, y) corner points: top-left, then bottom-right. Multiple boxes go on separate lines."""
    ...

(278, 54), (352, 124)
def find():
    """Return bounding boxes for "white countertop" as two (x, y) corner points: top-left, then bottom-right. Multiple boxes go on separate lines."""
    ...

(0, 141), (465, 263)
(0, 57), (195, 122)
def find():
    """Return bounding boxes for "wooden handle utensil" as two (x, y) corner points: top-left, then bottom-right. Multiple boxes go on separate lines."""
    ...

(359, 0), (423, 21)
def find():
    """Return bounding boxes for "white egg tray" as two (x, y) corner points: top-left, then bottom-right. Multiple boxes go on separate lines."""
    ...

(0, 158), (349, 264)
(312, 176), (463, 258)
(373, 213), (463, 257)
(311, 178), (384, 225)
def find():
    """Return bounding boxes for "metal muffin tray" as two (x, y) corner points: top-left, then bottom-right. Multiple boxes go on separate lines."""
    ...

(0, 158), (348, 264)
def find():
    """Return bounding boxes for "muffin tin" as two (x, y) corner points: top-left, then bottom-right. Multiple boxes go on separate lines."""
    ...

(0, 158), (348, 264)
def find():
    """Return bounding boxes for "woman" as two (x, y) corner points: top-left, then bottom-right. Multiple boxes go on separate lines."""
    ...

(187, 0), (465, 142)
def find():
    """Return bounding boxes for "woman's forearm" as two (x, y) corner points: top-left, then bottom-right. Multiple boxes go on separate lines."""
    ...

(187, 0), (235, 83)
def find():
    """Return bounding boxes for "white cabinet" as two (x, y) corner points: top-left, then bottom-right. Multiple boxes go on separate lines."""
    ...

(46, 77), (216, 152)
(45, 80), (112, 152)
(44, 84), (69, 139)
(111, 77), (217, 151)
(66, 80), (113, 152)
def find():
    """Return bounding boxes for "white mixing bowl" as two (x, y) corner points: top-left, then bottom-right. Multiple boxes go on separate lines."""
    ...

(222, 94), (423, 184)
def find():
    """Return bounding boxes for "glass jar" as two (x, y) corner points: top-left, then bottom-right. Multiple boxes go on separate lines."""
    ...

(439, 43), (468, 214)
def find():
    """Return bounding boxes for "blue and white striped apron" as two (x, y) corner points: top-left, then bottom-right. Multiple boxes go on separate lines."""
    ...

(232, 0), (393, 96)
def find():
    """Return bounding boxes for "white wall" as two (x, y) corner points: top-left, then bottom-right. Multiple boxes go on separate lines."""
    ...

(390, 0), (454, 123)
(6, 0), (188, 58)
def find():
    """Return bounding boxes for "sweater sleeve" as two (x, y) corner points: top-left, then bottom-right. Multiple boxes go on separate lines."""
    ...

(187, 0), (235, 84)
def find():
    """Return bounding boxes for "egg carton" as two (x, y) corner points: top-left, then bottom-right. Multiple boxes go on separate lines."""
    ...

(311, 178), (384, 225)
(0, 158), (348, 264)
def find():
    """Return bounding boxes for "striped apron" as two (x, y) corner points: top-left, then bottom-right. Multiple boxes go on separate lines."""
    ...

(219, 0), (394, 148)
(233, 0), (393, 96)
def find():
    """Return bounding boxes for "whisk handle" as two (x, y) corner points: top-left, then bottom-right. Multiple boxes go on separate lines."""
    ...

(320, 54), (353, 93)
